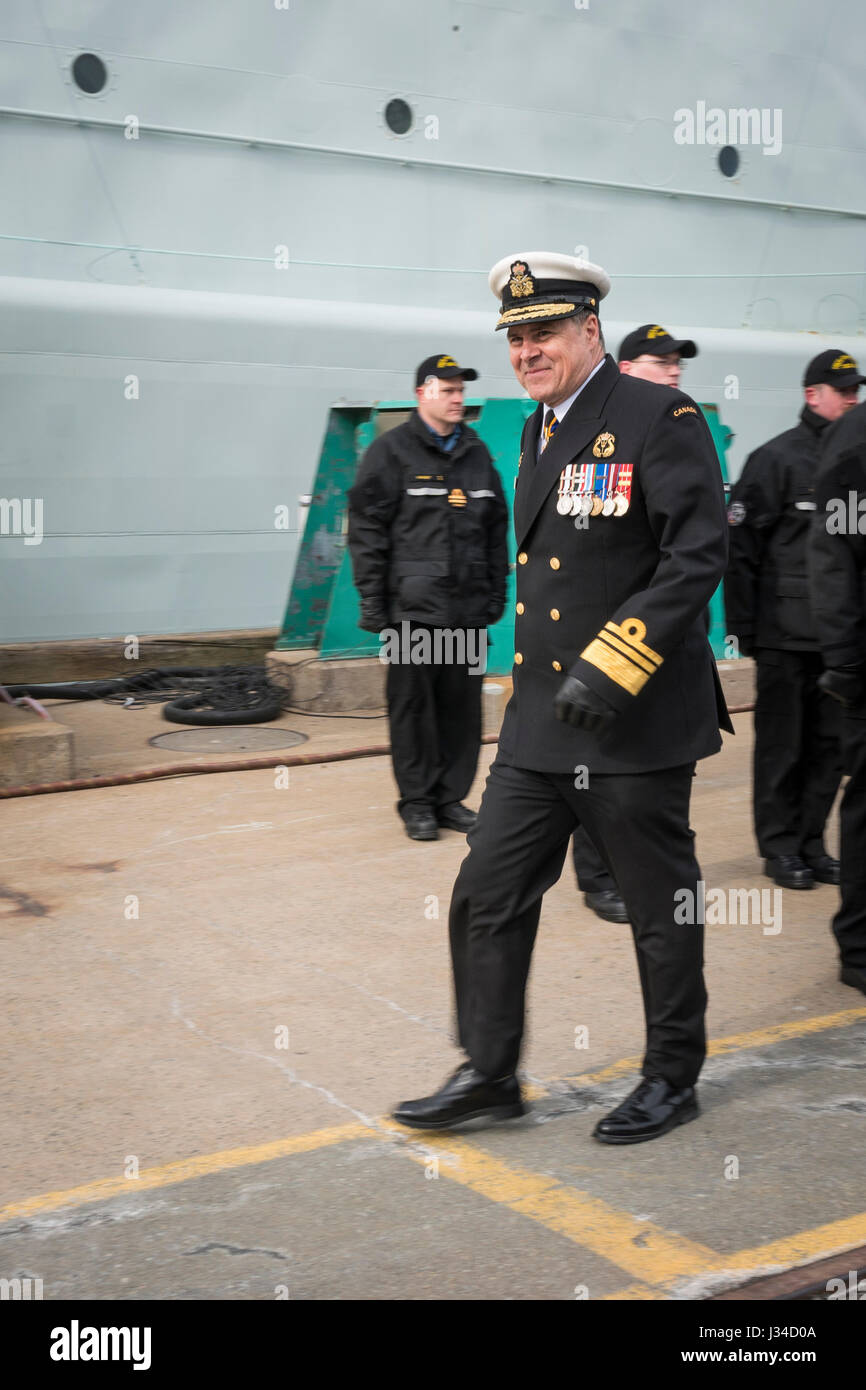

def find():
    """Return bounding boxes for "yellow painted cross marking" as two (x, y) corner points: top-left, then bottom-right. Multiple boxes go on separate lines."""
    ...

(401, 1135), (722, 1284)
(3, 1005), (866, 1299)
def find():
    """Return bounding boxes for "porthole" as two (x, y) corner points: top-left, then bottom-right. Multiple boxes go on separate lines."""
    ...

(72, 53), (108, 95)
(384, 98), (413, 135)
(718, 145), (740, 178)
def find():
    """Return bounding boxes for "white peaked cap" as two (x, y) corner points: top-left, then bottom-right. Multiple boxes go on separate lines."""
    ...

(488, 252), (611, 330)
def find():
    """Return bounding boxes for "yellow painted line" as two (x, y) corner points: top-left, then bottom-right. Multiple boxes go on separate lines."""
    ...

(402, 1135), (724, 1285)
(0, 1122), (370, 1225)
(603, 1283), (669, 1300)
(559, 1004), (866, 1090)
(521, 1082), (548, 1101)
(402, 1133), (866, 1294)
(735, 1213), (866, 1272)
(4, 1000), (866, 1273)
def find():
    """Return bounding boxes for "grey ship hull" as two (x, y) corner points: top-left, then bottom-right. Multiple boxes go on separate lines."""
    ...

(1, 0), (864, 641)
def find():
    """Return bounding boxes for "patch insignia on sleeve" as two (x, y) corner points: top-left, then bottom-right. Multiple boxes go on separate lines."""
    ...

(727, 501), (746, 526)
(672, 404), (698, 418)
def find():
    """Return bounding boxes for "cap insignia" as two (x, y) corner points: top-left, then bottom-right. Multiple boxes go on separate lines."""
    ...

(647, 325), (667, 339)
(832, 354), (857, 372)
(437, 355), (458, 368)
(508, 261), (535, 299)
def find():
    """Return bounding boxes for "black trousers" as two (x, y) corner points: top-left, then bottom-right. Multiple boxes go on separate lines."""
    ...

(753, 649), (842, 859)
(385, 630), (482, 816)
(835, 709), (866, 969)
(449, 757), (706, 1089)
(571, 825), (617, 895)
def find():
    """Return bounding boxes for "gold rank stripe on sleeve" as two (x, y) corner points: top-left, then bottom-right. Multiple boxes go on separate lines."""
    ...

(580, 618), (663, 696)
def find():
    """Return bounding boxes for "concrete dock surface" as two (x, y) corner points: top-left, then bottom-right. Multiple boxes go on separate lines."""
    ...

(2, 708), (865, 1301)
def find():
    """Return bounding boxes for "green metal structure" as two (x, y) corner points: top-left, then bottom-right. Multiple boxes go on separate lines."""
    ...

(277, 399), (733, 673)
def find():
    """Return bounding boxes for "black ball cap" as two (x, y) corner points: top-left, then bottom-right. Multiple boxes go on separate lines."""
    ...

(803, 349), (866, 389)
(415, 354), (479, 388)
(618, 324), (698, 363)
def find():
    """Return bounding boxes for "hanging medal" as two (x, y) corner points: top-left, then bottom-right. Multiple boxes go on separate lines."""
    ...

(568, 462), (583, 516)
(613, 463), (633, 516)
(590, 462), (605, 515)
(556, 464), (573, 515)
(570, 462), (585, 515)
(602, 461), (616, 515)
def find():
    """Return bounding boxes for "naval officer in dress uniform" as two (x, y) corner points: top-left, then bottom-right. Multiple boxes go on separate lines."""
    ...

(392, 252), (733, 1144)
(569, 322), (702, 923)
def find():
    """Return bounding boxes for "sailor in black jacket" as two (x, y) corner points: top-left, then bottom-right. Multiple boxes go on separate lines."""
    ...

(809, 400), (866, 997)
(392, 253), (732, 1144)
(347, 354), (508, 840)
(725, 350), (863, 889)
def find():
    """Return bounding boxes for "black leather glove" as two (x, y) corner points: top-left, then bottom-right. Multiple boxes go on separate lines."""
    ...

(818, 664), (866, 709)
(358, 604), (389, 634)
(553, 676), (618, 732)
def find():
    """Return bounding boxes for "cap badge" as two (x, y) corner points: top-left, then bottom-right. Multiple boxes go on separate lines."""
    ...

(832, 354), (857, 372)
(448, 487), (467, 508)
(508, 261), (535, 299)
(437, 355), (458, 368)
(592, 432), (616, 459)
(647, 325), (667, 339)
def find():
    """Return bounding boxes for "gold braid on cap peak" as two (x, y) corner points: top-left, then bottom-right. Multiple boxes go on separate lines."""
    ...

(497, 301), (577, 328)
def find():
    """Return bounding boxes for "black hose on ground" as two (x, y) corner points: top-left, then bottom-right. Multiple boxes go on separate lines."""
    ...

(3, 669), (223, 700)
(4, 665), (287, 725)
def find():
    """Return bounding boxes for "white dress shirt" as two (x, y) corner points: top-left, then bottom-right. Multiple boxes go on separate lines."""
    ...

(536, 357), (607, 459)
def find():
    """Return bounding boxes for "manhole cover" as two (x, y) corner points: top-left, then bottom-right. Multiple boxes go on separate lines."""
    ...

(150, 728), (308, 754)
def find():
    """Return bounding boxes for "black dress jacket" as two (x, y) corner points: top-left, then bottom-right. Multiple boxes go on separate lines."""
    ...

(809, 400), (866, 670)
(498, 354), (732, 774)
(724, 405), (831, 652)
(347, 411), (509, 631)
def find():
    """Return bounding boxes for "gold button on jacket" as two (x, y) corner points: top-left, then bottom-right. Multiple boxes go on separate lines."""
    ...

(549, 557), (560, 570)
(550, 608), (560, 621)
(516, 601), (525, 614)
(552, 660), (562, 671)
(518, 551), (528, 565)
(514, 652), (523, 664)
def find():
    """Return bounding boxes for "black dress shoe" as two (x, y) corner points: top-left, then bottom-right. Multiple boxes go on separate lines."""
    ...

(403, 811), (438, 841)
(804, 855), (840, 885)
(764, 855), (814, 889)
(583, 889), (630, 924)
(840, 965), (866, 996)
(437, 802), (477, 833)
(592, 1076), (699, 1145)
(391, 1062), (525, 1130)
